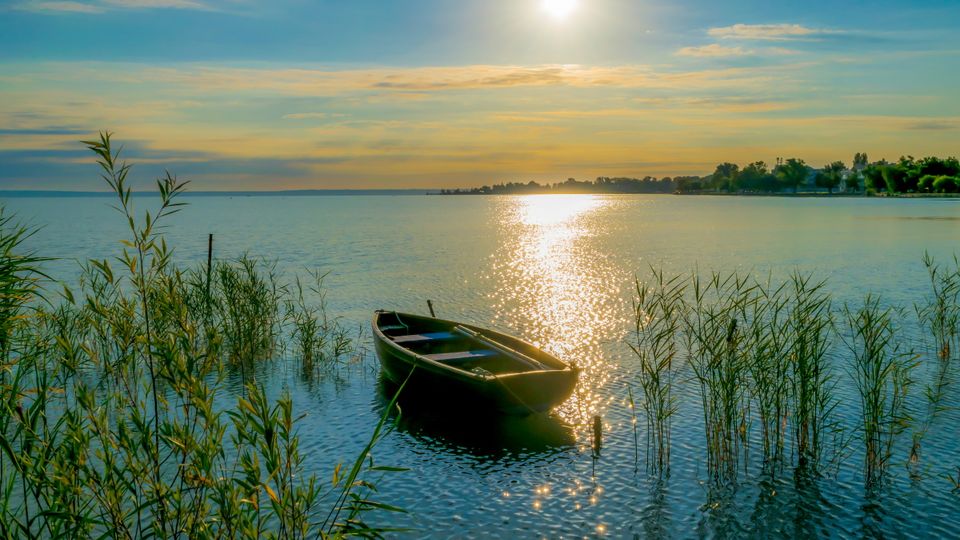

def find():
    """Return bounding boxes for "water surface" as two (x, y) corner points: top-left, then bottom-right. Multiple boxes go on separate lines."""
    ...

(6, 194), (960, 538)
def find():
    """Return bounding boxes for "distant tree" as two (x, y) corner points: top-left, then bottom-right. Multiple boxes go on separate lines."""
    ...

(675, 176), (703, 193)
(933, 176), (960, 193)
(862, 161), (887, 192)
(738, 161), (775, 192)
(915, 156), (960, 178)
(853, 152), (869, 171)
(918, 174), (937, 192)
(882, 163), (910, 193)
(845, 171), (861, 192)
(711, 163), (740, 192)
(816, 161), (845, 194)
(776, 158), (808, 193)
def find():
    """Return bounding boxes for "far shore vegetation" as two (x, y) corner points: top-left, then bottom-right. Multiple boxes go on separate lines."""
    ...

(439, 154), (960, 196)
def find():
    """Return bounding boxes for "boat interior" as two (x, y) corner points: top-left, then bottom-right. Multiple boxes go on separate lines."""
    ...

(377, 312), (551, 376)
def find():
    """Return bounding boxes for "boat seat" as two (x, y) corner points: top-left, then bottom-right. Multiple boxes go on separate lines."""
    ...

(423, 349), (498, 364)
(391, 331), (456, 344)
(379, 324), (408, 334)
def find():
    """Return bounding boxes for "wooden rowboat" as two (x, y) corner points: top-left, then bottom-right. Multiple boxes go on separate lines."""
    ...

(372, 310), (579, 415)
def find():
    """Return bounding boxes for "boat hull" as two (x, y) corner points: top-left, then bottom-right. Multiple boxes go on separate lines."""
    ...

(373, 312), (578, 415)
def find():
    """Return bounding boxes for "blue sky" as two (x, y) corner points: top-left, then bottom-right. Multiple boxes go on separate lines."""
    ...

(1, 0), (958, 189)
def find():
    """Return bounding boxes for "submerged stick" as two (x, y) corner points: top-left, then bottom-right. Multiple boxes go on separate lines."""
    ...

(206, 233), (213, 306)
(427, 299), (436, 318)
(592, 415), (603, 458)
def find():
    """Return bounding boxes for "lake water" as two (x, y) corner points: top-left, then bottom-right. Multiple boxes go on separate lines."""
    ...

(5, 193), (960, 538)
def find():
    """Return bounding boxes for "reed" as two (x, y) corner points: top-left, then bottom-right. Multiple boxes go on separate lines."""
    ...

(286, 270), (358, 376)
(0, 132), (405, 538)
(906, 254), (960, 476)
(629, 269), (685, 476)
(843, 294), (919, 488)
(742, 278), (791, 469)
(786, 273), (837, 473)
(683, 272), (753, 484)
(215, 255), (284, 368)
(916, 252), (960, 363)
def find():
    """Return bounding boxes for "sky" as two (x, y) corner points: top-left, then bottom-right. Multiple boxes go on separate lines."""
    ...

(0, 0), (958, 190)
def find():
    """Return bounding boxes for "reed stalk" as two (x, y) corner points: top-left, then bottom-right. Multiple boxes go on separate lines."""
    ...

(786, 273), (837, 473)
(683, 272), (753, 485)
(843, 294), (919, 488)
(629, 269), (684, 476)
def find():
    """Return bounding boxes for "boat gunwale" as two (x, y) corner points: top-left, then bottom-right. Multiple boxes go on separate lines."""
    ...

(372, 310), (576, 382)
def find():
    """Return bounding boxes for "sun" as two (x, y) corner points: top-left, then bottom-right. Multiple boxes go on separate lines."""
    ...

(542, 0), (577, 20)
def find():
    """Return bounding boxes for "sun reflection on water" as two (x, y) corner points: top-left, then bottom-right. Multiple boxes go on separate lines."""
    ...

(486, 194), (629, 431)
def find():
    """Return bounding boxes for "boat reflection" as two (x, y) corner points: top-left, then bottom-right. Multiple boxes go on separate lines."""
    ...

(374, 375), (576, 457)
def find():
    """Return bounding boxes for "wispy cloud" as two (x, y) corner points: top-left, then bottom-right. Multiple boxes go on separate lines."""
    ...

(708, 23), (838, 41)
(103, 0), (209, 8)
(282, 112), (328, 120)
(14, 0), (211, 13)
(14, 1), (104, 13)
(139, 63), (790, 96)
(907, 120), (959, 131)
(676, 44), (752, 57)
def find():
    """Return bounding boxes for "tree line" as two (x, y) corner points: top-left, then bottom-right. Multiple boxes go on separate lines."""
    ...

(439, 154), (960, 195)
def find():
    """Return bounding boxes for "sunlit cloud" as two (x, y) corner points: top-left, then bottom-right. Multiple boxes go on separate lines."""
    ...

(281, 112), (330, 120)
(708, 23), (839, 41)
(676, 44), (752, 57)
(14, 1), (104, 13)
(128, 63), (797, 96)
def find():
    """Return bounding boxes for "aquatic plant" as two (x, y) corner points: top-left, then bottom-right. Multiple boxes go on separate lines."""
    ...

(629, 269), (685, 476)
(0, 132), (405, 538)
(916, 252), (960, 363)
(287, 270), (358, 376)
(215, 255), (284, 370)
(683, 272), (754, 484)
(786, 274), (838, 473)
(843, 294), (919, 488)
(742, 278), (791, 469)
(905, 253), (960, 476)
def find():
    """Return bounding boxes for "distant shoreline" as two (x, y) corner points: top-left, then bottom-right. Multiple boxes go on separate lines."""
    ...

(432, 190), (960, 198)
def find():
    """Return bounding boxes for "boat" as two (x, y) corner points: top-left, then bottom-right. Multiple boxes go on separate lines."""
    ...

(372, 310), (579, 415)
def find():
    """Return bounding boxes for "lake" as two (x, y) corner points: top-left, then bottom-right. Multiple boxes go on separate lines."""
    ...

(5, 193), (960, 538)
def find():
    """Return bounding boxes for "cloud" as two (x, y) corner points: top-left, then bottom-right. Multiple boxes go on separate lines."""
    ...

(907, 121), (958, 131)
(14, 0), (211, 13)
(676, 44), (752, 57)
(101, 0), (209, 9)
(0, 127), (91, 135)
(282, 112), (328, 120)
(708, 24), (837, 41)
(14, 1), (104, 13)
(138, 63), (792, 97)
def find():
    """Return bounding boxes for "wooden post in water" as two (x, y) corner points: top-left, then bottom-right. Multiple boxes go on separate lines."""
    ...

(592, 415), (603, 458)
(427, 299), (436, 318)
(205, 234), (213, 307)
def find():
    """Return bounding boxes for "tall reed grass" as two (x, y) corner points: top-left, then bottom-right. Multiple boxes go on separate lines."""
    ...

(629, 269), (684, 476)
(0, 132), (404, 538)
(842, 295), (918, 488)
(633, 270), (842, 485)
(683, 272), (753, 484)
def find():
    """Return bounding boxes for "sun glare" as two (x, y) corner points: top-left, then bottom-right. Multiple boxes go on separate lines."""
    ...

(542, 0), (577, 20)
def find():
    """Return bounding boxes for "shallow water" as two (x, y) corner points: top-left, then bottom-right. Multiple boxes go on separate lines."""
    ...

(6, 193), (960, 538)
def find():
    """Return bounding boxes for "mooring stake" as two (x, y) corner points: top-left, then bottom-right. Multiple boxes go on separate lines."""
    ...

(592, 415), (603, 458)
(427, 299), (436, 318)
